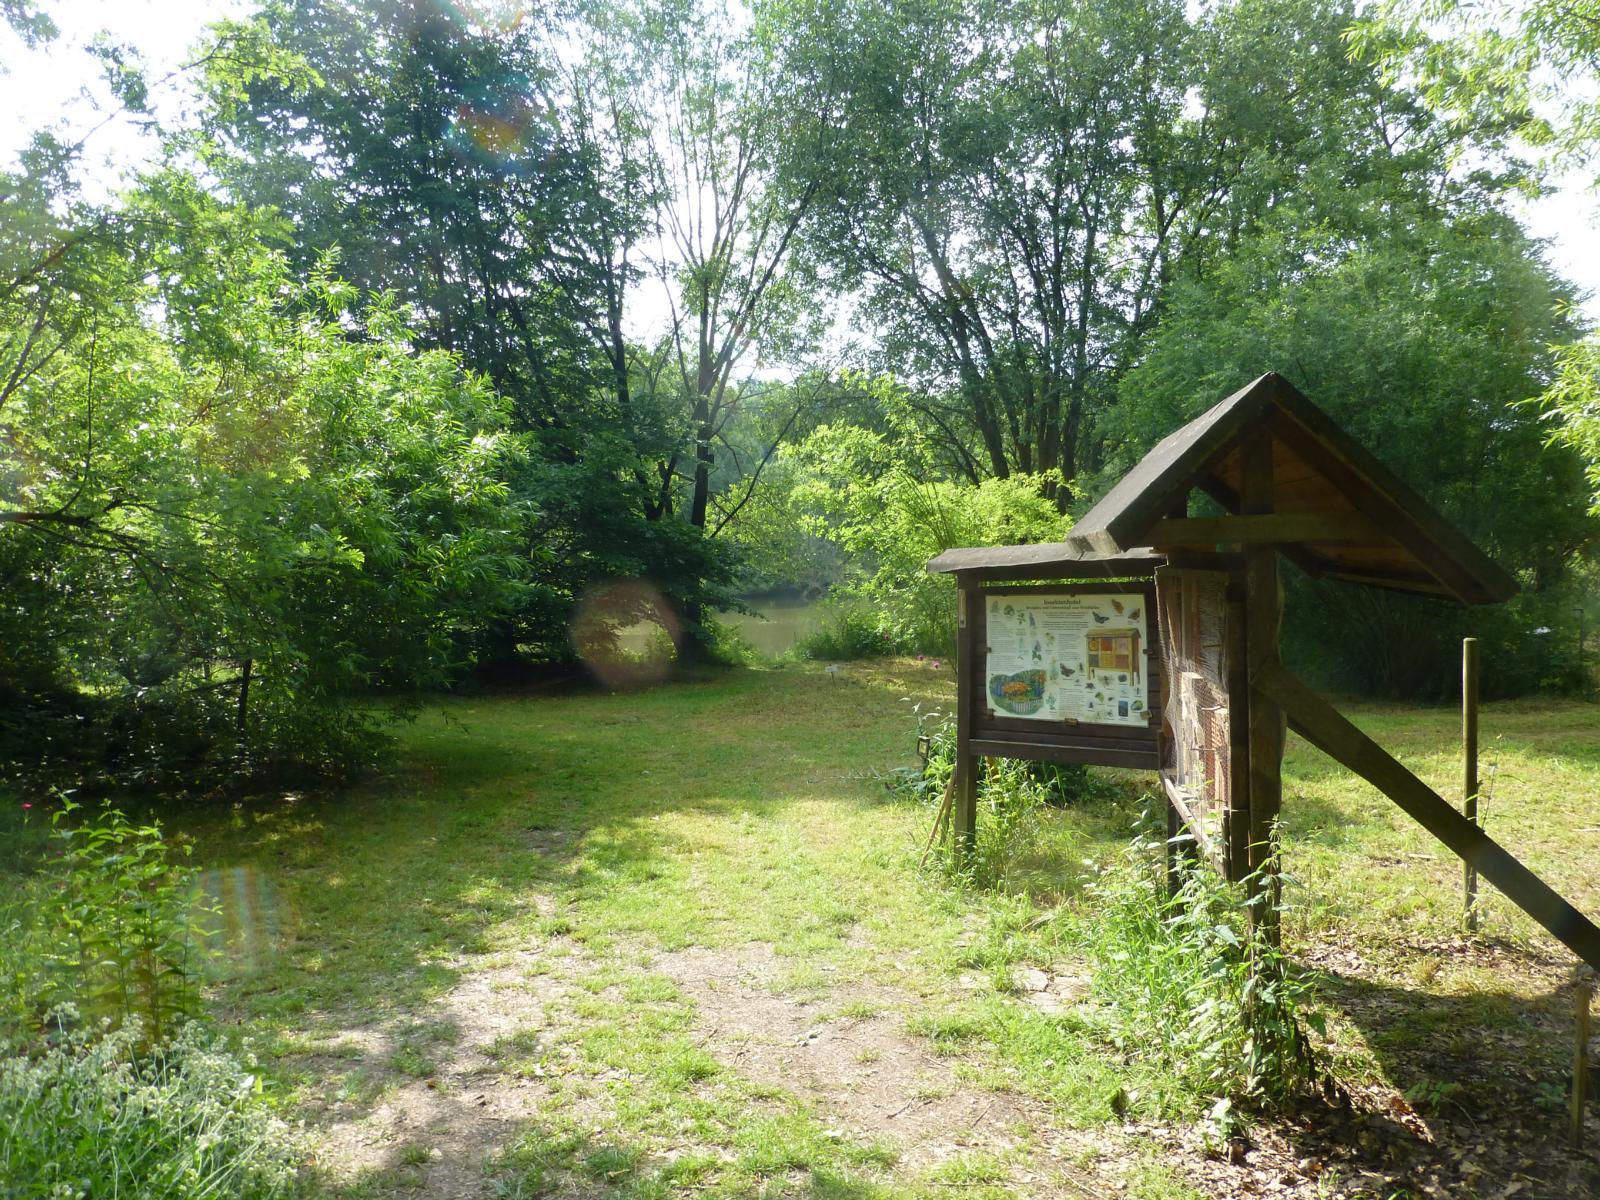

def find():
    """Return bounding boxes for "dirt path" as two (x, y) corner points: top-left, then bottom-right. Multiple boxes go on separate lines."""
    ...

(296, 934), (1148, 1198)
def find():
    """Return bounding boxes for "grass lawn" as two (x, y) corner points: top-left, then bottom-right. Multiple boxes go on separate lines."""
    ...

(102, 663), (1600, 1196)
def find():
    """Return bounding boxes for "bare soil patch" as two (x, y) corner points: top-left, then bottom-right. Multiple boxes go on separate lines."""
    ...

(304, 946), (574, 1196)
(654, 941), (1130, 1196)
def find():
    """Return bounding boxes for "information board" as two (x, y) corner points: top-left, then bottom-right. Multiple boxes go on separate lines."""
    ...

(983, 592), (1149, 727)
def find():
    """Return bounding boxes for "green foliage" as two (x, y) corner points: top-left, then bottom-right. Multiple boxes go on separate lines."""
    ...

(792, 599), (905, 660)
(894, 706), (1110, 889)
(1077, 820), (1324, 1113)
(199, 0), (746, 668)
(0, 799), (215, 1047)
(1113, 209), (1596, 697)
(0, 1021), (300, 1199)
(0, 166), (529, 783)
(761, 0), (1498, 485)
(769, 420), (1068, 654)
(1350, 0), (1600, 179)
(1541, 335), (1600, 515)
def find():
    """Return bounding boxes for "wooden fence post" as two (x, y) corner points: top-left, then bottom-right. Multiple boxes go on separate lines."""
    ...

(1241, 432), (1284, 945)
(1573, 967), (1594, 1150)
(1462, 637), (1480, 932)
(953, 583), (979, 870)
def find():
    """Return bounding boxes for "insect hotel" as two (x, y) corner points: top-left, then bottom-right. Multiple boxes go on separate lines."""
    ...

(927, 373), (1600, 971)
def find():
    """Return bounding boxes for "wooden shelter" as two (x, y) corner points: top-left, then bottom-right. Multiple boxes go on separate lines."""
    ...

(928, 373), (1600, 970)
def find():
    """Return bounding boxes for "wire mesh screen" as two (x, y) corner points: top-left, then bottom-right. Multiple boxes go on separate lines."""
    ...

(1157, 569), (1232, 845)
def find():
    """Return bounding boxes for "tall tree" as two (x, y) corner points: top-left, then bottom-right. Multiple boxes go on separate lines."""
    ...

(761, 0), (1508, 500)
(200, 0), (738, 660)
(566, 0), (821, 539)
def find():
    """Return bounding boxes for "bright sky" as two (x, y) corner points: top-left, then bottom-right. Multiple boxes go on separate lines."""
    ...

(2, 0), (1597, 322)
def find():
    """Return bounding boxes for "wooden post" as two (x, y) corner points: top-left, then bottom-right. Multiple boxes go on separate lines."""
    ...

(953, 582), (979, 869)
(1166, 791), (1182, 899)
(1224, 571), (1251, 884)
(1574, 968), (1594, 1150)
(1241, 432), (1285, 944)
(1462, 637), (1480, 932)
(1259, 659), (1600, 970)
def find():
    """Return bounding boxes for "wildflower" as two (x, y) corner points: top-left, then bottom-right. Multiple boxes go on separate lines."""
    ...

(931, 660), (942, 669)
(21, 803), (31, 810)
(916, 654), (925, 661)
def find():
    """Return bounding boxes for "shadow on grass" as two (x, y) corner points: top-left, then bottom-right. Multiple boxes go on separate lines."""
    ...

(166, 669), (953, 1179)
(313, 1107), (897, 1200)
(1286, 955), (1600, 1199)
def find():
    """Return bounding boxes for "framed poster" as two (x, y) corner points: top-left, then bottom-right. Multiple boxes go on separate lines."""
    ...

(968, 580), (1161, 771)
(983, 591), (1150, 727)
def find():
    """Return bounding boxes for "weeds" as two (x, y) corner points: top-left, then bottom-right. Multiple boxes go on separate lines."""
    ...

(0, 796), (217, 1047)
(1077, 811), (1325, 1113)
(0, 1017), (299, 1199)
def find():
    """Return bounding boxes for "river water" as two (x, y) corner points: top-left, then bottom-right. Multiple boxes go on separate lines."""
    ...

(718, 595), (824, 658)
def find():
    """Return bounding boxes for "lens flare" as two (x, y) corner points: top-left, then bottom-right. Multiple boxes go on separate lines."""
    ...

(447, 85), (550, 176)
(571, 579), (682, 689)
(439, 0), (531, 34)
(197, 865), (288, 972)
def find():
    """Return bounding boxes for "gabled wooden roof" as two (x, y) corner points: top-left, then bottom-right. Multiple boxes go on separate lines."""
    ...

(1069, 373), (1516, 604)
(925, 542), (1162, 581)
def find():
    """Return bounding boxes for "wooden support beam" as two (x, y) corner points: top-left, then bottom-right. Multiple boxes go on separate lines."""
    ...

(1224, 576), (1251, 883)
(1147, 512), (1383, 548)
(1241, 433), (1284, 943)
(1256, 660), (1600, 971)
(954, 584), (979, 868)
(968, 739), (1158, 770)
(1266, 411), (1490, 604)
(1162, 775), (1227, 876)
(1463, 637), (1480, 932)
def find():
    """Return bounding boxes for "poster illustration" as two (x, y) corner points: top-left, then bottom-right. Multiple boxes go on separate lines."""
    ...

(985, 593), (1148, 727)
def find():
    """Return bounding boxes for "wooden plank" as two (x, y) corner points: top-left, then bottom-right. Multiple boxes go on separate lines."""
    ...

(1147, 512), (1383, 548)
(968, 738), (1159, 770)
(1162, 775), (1227, 874)
(1193, 477), (1334, 585)
(1313, 570), (1454, 598)
(1241, 433), (1285, 942)
(1258, 661), (1600, 971)
(979, 581), (1160, 598)
(947, 560), (1164, 584)
(954, 583), (980, 867)
(1265, 406), (1515, 605)
(1068, 372), (1516, 605)
(1463, 637), (1480, 932)
(1073, 375), (1282, 554)
(927, 543), (1163, 576)
(1224, 573), (1251, 882)
(975, 718), (1157, 749)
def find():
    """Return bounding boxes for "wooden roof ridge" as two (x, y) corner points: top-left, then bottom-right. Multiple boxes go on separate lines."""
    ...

(926, 542), (1161, 579)
(1069, 373), (1517, 605)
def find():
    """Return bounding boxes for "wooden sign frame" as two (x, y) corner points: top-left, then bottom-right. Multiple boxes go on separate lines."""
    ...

(968, 581), (1162, 772)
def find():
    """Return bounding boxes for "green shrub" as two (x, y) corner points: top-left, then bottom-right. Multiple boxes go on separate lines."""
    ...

(0, 799), (215, 1047)
(765, 422), (1071, 656)
(0, 1019), (299, 1199)
(794, 600), (905, 660)
(1076, 815), (1324, 1113)
(891, 706), (1108, 888)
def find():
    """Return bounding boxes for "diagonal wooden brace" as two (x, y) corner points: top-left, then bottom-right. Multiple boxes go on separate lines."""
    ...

(1254, 660), (1600, 972)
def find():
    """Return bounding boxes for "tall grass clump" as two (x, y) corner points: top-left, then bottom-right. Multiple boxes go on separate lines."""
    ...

(0, 797), (214, 1045)
(0, 1018), (299, 1199)
(890, 705), (1103, 890)
(793, 598), (905, 660)
(1077, 815), (1324, 1116)
(0, 799), (302, 1197)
